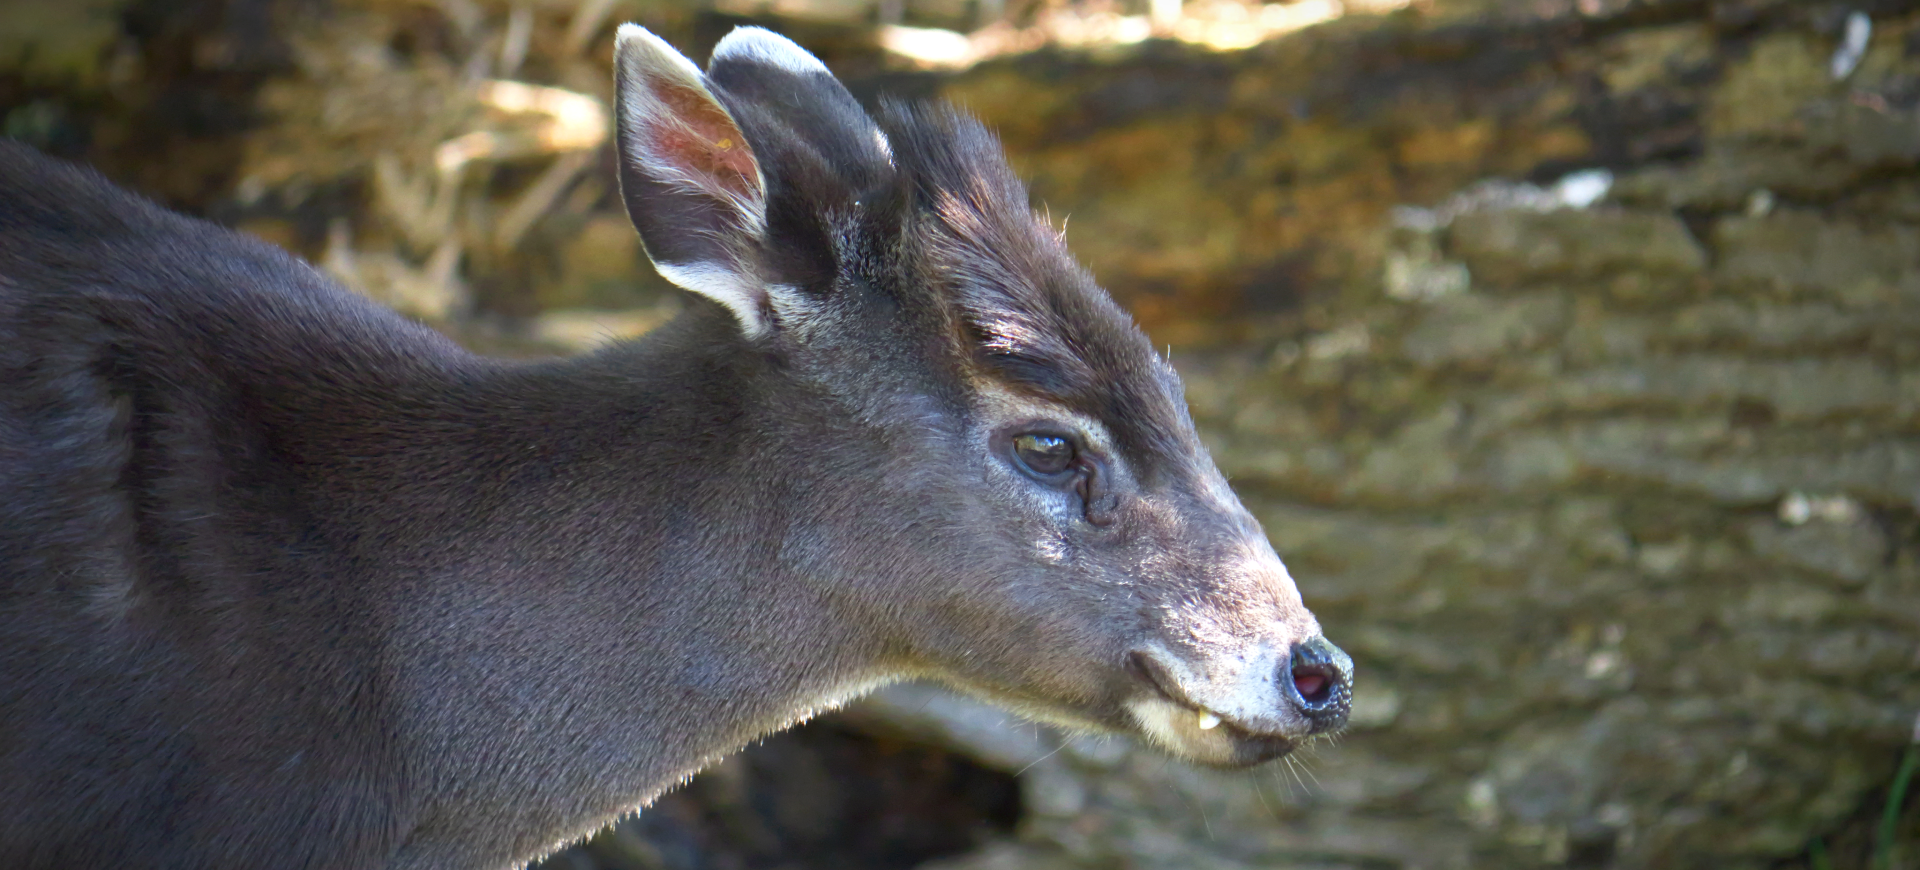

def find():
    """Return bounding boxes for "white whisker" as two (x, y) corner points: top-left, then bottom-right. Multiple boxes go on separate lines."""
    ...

(1013, 741), (1067, 777)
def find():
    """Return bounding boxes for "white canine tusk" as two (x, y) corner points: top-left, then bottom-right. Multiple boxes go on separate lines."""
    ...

(1197, 710), (1222, 730)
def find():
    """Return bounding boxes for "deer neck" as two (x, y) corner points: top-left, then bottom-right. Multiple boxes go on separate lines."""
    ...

(279, 307), (895, 845)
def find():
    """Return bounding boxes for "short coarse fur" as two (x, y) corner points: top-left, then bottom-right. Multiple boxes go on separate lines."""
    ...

(870, 101), (1195, 471)
(0, 26), (1340, 870)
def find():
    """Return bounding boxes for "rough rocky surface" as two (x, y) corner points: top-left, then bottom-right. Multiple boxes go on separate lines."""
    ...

(872, 6), (1920, 868)
(6, 0), (1918, 868)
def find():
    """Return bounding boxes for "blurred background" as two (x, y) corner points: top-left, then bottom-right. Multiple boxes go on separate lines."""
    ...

(5, 0), (1918, 866)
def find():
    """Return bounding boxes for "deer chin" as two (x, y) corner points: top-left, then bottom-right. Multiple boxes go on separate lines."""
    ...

(1122, 691), (1301, 768)
(940, 672), (1305, 769)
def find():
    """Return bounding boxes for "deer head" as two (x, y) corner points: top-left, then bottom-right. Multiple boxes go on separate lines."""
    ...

(612, 25), (1350, 766)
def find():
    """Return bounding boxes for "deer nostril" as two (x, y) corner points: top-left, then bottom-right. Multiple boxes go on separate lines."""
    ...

(1292, 666), (1331, 703)
(1285, 636), (1353, 729)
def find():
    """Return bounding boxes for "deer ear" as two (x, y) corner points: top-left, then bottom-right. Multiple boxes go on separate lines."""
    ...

(613, 24), (772, 337)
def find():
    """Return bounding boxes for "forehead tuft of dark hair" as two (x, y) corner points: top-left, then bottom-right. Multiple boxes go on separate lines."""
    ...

(872, 101), (1191, 466)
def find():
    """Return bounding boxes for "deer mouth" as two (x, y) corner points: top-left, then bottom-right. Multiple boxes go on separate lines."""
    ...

(1123, 651), (1298, 767)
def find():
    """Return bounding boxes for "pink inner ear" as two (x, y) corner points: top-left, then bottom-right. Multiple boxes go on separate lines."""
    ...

(647, 75), (760, 200)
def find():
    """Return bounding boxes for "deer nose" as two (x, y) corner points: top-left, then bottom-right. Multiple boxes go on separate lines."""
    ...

(1285, 636), (1352, 732)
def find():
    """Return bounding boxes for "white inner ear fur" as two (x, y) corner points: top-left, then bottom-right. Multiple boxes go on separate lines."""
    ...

(614, 24), (705, 91)
(614, 24), (774, 336)
(709, 26), (832, 76)
(613, 24), (767, 231)
(656, 263), (789, 340)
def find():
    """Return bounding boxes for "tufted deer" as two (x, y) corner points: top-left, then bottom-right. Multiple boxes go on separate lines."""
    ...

(0, 25), (1351, 870)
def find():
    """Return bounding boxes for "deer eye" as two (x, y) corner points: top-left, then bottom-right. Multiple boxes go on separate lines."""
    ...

(1011, 433), (1077, 480)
